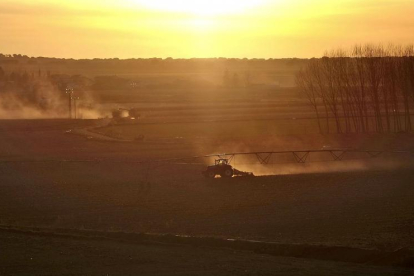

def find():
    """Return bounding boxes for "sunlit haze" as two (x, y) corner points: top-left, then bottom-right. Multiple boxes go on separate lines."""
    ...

(128, 0), (271, 15)
(1, 0), (414, 58)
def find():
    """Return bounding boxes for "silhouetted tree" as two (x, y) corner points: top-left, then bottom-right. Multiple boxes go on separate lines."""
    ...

(296, 44), (414, 134)
(296, 69), (323, 133)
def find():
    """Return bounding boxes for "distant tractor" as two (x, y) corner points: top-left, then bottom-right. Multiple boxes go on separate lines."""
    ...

(111, 108), (141, 123)
(112, 108), (130, 120)
(202, 159), (254, 178)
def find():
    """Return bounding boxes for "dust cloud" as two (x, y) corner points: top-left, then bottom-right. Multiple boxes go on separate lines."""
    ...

(0, 80), (104, 119)
(199, 137), (413, 177)
(233, 158), (413, 177)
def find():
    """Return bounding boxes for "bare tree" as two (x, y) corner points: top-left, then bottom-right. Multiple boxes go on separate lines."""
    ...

(296, 69), (323, 133)
(296, 44), (414, 134)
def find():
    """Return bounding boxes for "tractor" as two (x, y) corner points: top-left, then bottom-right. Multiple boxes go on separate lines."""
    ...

(202, 159), (254, 178)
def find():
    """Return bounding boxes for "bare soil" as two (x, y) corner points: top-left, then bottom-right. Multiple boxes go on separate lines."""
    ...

(2, 230), (411, 276)
(1, 119), (414, 275)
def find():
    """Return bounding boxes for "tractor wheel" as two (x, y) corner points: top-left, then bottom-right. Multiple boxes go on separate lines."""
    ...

(207, 171), (216, 178)
(222, 169), (234, 178)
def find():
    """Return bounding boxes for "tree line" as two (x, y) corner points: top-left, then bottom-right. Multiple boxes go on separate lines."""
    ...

(296, 45), (414, 134)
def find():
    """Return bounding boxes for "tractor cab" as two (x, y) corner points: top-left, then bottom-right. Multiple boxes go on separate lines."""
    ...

(202, 158), (254, 178)
(202, 159), (234, 178)
(215, 159), (229, 166)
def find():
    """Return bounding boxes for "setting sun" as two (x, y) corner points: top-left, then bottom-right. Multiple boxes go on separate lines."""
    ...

(1, 0), (414, 58)
(128, 0), (270, 15)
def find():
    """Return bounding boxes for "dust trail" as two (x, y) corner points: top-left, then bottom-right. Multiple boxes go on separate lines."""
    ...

(0, 77), (104, 119)
(199, 137), (413, 176)
(233, 158), (413, 177)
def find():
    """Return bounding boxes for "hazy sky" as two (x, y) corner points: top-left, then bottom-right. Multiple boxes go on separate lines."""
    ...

(1, 0), (413, 59)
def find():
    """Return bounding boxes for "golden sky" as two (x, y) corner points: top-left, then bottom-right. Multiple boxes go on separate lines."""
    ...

(1, 0), (413, 59)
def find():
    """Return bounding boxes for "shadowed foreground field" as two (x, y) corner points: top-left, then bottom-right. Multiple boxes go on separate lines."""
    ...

(1, 120), (414, 275)
(2, 230), (412, 276)
(1, 229), (413, 276)
(1, 161), (414, 249)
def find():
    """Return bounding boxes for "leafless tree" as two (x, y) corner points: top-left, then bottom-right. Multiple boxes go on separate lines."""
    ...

(296, 44), (414, 134)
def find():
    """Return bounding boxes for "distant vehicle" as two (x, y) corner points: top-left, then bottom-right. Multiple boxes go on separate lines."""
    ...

(112, 108), (130, 119)
(111, 108), (141, 123)
(202, 159), (254, 178)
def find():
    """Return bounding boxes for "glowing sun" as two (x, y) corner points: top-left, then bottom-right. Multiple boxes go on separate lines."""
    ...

(130, 0), (269, 16)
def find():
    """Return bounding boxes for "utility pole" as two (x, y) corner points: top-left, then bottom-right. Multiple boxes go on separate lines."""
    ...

(73, 97), (80, 119)
(65, 87), (74, 119)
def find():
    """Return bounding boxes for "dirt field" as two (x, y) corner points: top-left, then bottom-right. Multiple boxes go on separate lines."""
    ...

(1, 119), (414, 275)
(2, 231), (412, 276)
